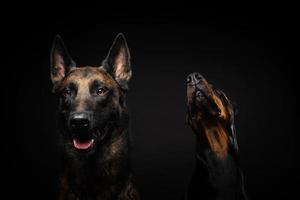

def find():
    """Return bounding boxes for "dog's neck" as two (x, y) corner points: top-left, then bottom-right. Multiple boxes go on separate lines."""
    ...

(62, 126), (131, 199)
(187, 118), (246, 200)
(191, 117), (231, 159)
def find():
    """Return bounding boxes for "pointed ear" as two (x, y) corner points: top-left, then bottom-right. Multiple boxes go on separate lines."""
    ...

(102, 33), (131, 90)
(50, 35), (76, 84)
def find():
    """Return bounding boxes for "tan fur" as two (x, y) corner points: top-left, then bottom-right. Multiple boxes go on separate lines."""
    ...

(118, 175), (140, 200)
(212, 94), (227, 120)
(103, 135), (125, 162)
(61, 67), (117, 88)
(58, 66), (121, 112)
(51, 54), (66, 84)
(204, 122), (229, 159)
(114, 47), (132, 82)
(186, 85), (195, 105)
(188, 77), (235, 159)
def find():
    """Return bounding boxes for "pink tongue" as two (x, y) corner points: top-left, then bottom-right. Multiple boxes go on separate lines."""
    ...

(73, 139), (94, 150)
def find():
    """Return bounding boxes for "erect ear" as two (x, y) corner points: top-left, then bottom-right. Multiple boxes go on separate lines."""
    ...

(102, 33), (131, 90)
(50, 35), (76, 84)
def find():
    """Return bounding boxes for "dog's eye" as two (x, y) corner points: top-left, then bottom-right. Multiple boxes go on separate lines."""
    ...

(63, 88), (72, 97)
(95, 87), (107, 96)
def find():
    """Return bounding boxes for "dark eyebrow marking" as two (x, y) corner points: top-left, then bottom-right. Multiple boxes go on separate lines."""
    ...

(90, 79), (105, 88)
(65, 82), (77, 90)
(57, 80), (75, 90)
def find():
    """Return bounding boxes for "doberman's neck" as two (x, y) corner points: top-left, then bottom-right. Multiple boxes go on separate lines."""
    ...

(187, 121), (246, 200)
(61, 127), (131, 199)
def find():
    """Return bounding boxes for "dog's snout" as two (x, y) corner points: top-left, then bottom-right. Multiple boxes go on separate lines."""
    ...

(187, 72), (203, 85)
(69, 112), (91, 130)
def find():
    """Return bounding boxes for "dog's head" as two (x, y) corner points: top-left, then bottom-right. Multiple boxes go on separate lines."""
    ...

(50, 34), (131, 154)
(186, 72), (238, 157)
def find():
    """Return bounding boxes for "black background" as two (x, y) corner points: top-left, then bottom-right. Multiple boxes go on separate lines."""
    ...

(2, 4), (297, 200)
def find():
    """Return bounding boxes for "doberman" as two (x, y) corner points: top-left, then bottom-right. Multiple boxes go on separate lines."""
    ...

(50, 34), (139, 200)
(185, 72), (247, 200)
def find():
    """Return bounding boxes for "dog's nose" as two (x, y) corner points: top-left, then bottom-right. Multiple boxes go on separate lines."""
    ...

(69, 112), (90, 130)
(187, 72), (203, 85)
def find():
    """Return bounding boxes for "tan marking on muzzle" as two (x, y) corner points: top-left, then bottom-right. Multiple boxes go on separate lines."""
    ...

(187, 85), (195, 105)
(212, 94), (227, 120)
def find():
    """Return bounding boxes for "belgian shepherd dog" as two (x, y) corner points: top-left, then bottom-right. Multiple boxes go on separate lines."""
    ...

(50, 34), (139, 200)
(185, 72), (247, 200)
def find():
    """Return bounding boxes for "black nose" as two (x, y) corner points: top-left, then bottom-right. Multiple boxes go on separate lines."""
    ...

(69, 112), (90, 130)
(187, 72), (203, 85)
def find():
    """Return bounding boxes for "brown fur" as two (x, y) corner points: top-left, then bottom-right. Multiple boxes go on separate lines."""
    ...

(191, 119), (229, 159)
(56, 67), (138, 199)
(57, 66), (122, 114)
(51, 34), (139, 200)
(59, 67), (118, 91)
(187, 77), (234, 159)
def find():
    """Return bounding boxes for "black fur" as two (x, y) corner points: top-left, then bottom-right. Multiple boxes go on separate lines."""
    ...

(186, 72), (247, 200)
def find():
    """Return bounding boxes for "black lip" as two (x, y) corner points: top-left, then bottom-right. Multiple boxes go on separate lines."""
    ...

(71, 128), (95, 142)
(67, 122), (112, 145)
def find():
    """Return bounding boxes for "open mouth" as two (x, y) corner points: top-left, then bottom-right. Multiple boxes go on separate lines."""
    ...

(71, 130), (97, 151)
(73, 138), (95, 150)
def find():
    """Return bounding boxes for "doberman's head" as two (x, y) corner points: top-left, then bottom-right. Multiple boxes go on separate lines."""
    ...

(186, 72), (238, 158)
(50, 34), (131, 155)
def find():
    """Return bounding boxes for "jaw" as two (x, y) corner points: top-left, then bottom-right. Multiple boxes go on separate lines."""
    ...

(72, 138), (95, 150)
(186, 91), (222, 137)
(63, 121), (114, 155)
(64, 129), (101, 153)
(187, 101), (230, 159)
(187, 84), (221, 120)
(59, 111), (117, 155)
